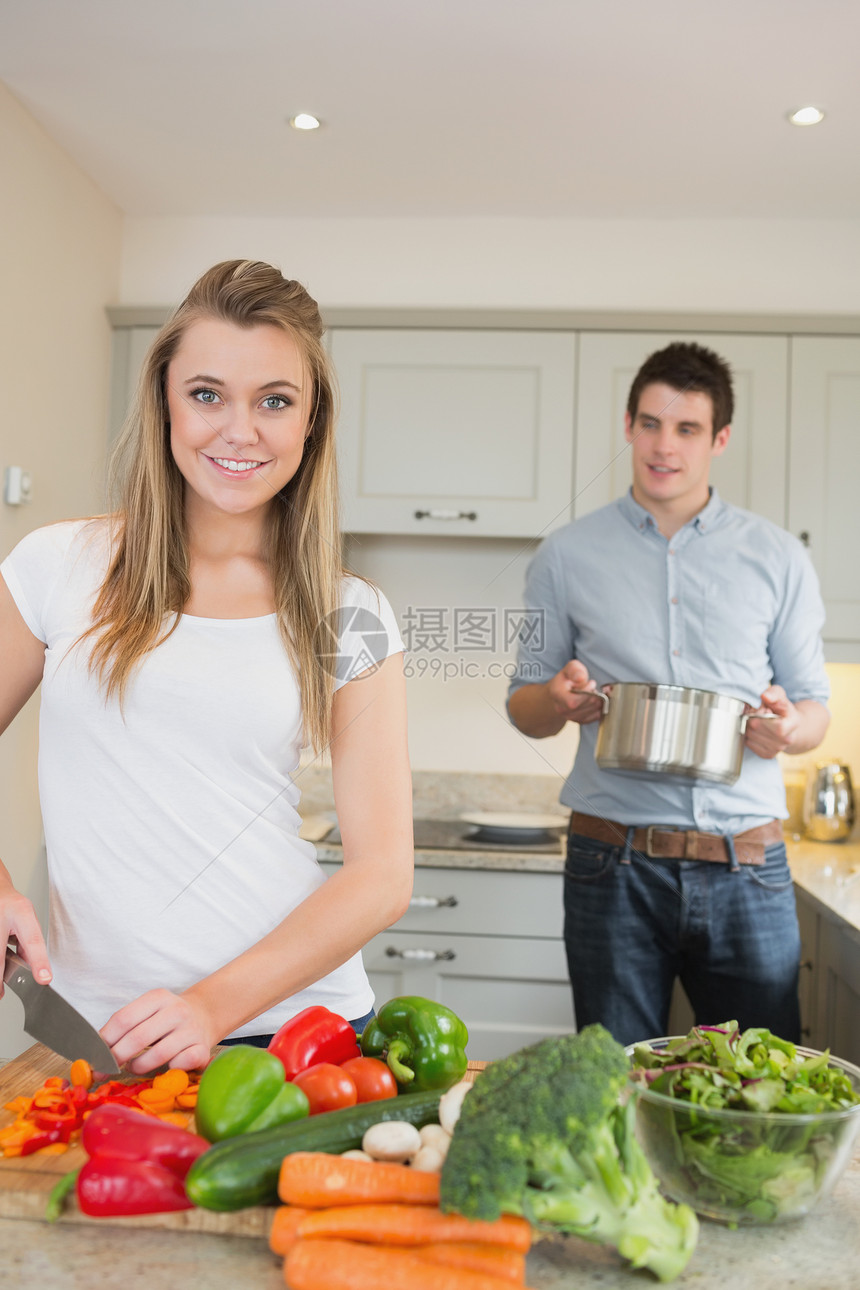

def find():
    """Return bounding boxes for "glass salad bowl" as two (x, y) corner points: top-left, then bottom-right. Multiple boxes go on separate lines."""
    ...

(626, 1036), (860, 1226)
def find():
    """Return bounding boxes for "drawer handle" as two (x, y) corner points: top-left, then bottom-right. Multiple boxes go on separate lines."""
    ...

(385, 947), (456, 962)
(414, 509), (478, 522)
(408, 895), (459, 909)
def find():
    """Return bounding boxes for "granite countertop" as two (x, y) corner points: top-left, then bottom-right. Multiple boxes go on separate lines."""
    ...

(5, 1146), (860, 1288)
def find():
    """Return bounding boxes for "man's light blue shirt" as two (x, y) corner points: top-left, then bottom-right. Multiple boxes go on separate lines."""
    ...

(508, 489), (830, 834)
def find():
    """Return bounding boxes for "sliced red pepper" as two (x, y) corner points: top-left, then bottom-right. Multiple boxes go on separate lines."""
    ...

(21, 1126), (66, 1156)
(267, 1005), (360, 1080)
(76, 1157), (193, 1215)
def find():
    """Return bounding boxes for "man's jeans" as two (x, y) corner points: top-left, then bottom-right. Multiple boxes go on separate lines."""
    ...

(563, 832), (801, 1048)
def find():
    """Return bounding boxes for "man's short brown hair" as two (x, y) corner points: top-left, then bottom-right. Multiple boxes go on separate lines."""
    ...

(627, 342), (734, 440)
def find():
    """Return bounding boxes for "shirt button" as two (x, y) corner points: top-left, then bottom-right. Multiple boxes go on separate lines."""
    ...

(673, 649), (681, 656)
(668, 548), (675, 556)
(671, 597), (679, 605)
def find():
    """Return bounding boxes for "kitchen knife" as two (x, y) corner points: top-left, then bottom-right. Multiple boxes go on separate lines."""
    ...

(3, 945), (120, 1074)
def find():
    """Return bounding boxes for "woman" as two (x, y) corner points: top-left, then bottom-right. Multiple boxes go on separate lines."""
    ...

(0, 260), (413, 1074)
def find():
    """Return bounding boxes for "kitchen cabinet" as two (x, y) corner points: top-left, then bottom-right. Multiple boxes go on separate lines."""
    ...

(793, 881), (860, 1063)
(321, 861), (574, 1061)
(573, 331), (790, 523)
(795, 885), (821, 1046)
(329, 328), (577, 538)
(788, 337), (860, 660)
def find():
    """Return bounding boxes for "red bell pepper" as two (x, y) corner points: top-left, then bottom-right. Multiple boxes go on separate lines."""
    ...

(77, 1158), (193, 1216)
(267, 1005), (360, 1080)
(76, 1104), (210, 1217)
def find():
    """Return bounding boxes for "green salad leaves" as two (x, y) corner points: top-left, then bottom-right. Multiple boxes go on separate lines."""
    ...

(628, 1023), (860, 1224)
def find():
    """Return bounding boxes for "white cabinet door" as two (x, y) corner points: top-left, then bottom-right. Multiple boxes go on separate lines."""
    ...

(574, 333), (789, 523)
(330, 329), (577, 537)
(788, 338), (860, 655)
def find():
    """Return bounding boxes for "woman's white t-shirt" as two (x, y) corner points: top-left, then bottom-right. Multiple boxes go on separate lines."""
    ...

(1, 519), (404, 1037)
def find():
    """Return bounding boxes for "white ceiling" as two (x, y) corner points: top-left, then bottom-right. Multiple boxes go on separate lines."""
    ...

(0, 0), (856, 220)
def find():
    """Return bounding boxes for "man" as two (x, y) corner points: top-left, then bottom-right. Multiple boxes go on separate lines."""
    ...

(507, 341), (830, 1047)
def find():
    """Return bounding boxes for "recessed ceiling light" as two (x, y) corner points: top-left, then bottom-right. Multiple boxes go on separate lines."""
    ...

(289, 113), (322, 131)
(788, 106), (825, 126)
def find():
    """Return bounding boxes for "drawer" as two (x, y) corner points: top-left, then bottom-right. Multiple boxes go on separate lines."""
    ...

(320, 861), (563, 939)
(361, 930), (574, 1061)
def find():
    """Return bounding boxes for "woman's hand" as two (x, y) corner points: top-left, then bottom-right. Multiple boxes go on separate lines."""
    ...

(0, 876), (51, 999)
(100, 988), (217, 1074)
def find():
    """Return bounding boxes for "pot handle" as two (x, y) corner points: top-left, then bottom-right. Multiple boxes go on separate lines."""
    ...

(739, 710), (781, 733)
(570, 687), (611, 715)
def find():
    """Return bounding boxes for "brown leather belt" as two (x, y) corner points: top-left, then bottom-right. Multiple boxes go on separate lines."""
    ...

(569, 812), (783, 867)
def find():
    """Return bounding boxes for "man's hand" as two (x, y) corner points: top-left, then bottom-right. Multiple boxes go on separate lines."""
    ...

(546, 660), (605, 725)
(744, 685), (800, 759)
(100, 989), (216, 1074)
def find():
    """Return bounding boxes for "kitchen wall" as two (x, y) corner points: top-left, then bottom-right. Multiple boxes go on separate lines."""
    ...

(0, 84), (122, 1058)
(119, 215), (860, 314)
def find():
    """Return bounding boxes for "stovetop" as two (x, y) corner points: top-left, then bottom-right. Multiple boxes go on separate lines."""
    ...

(324, 818), (565, 855)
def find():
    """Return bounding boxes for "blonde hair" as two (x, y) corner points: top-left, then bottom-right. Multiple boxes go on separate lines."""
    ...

(85, 259), (341, 750)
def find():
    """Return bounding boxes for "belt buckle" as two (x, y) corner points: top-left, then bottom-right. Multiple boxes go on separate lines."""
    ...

(644, 825), (660, 856)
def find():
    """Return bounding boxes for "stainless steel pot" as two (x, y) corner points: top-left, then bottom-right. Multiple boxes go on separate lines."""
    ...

(577, 682), (777, 786)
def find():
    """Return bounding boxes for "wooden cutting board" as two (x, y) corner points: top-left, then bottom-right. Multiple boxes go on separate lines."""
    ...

(0, 1042), (484, 1235)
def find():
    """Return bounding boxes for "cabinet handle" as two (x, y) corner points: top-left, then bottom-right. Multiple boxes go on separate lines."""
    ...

(799, 531), (810, 547)
(799, 959), (814, 972)
(384, 947), (456, 962)
(408, 895), (459, 909)
(414, 509), (478, 522)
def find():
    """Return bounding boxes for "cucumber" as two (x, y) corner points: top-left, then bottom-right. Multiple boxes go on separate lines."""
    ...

(185, 1087), (442, 1211)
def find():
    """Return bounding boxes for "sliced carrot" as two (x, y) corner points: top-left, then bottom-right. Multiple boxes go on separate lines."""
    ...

(176, 1089), (198, 1108)
(136, 1089), (175, 1112)
(284, 1238), (535, 1290)
(415, 1242), (526, 1283)
(152, 1068), (190, 1096)
(2, 1146), (24, 1158)
(69, 1059), (93, 1089)
(157, 1111), (193, 1128)
(278, 1152), (440, 1208)
(4, 1096), (33, 1115)
(270, 1206), (311, 1256)
(294, 1204), (532, 1252)
(37, 1142), (70, 1155)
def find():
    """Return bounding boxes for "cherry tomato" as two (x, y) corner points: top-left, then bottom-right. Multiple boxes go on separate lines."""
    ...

(292, 1063), (358, 1115)
(340, 1056), (399, 1104)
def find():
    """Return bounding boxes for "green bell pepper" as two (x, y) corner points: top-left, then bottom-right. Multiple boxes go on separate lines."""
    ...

(359, 996), (468, 1092)
(195, 1045), (310, 1142)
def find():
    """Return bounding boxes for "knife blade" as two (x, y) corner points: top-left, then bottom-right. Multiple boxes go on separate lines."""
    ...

(3, 946), (120, 1073)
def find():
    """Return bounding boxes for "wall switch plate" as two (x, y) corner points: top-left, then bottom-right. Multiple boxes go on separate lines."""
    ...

(4, 466), (33, 505)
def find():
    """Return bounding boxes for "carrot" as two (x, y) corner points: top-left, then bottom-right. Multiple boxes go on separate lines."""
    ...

(415, 1242), (526, 1283)
(69, 1059), (93, 1089)
(278, 1152), (440, 1208)
(176, 1089), (198, 1108)
(270, 1206), (311, 1256)
(152, 1068), (190, 1096)
(136, 1089), (175, 1113)
(284, 1238), (535, 1290)
(293, 1204), (532, 1252)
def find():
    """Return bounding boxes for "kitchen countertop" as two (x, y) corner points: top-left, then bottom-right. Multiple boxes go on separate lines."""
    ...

(4, 1145), (859, 1288)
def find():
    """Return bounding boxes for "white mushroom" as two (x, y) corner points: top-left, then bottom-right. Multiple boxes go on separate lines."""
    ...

(340, 1149), (373, 1161)
(438, 1079), (472, 1135)
(361, 1120), (423, 1162)
(418, 1123), (452, 1158)
(411, 1145), (445, 1172)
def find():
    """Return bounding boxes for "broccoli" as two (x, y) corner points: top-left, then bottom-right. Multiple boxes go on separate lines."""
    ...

(439, 1024), (698, 1283)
